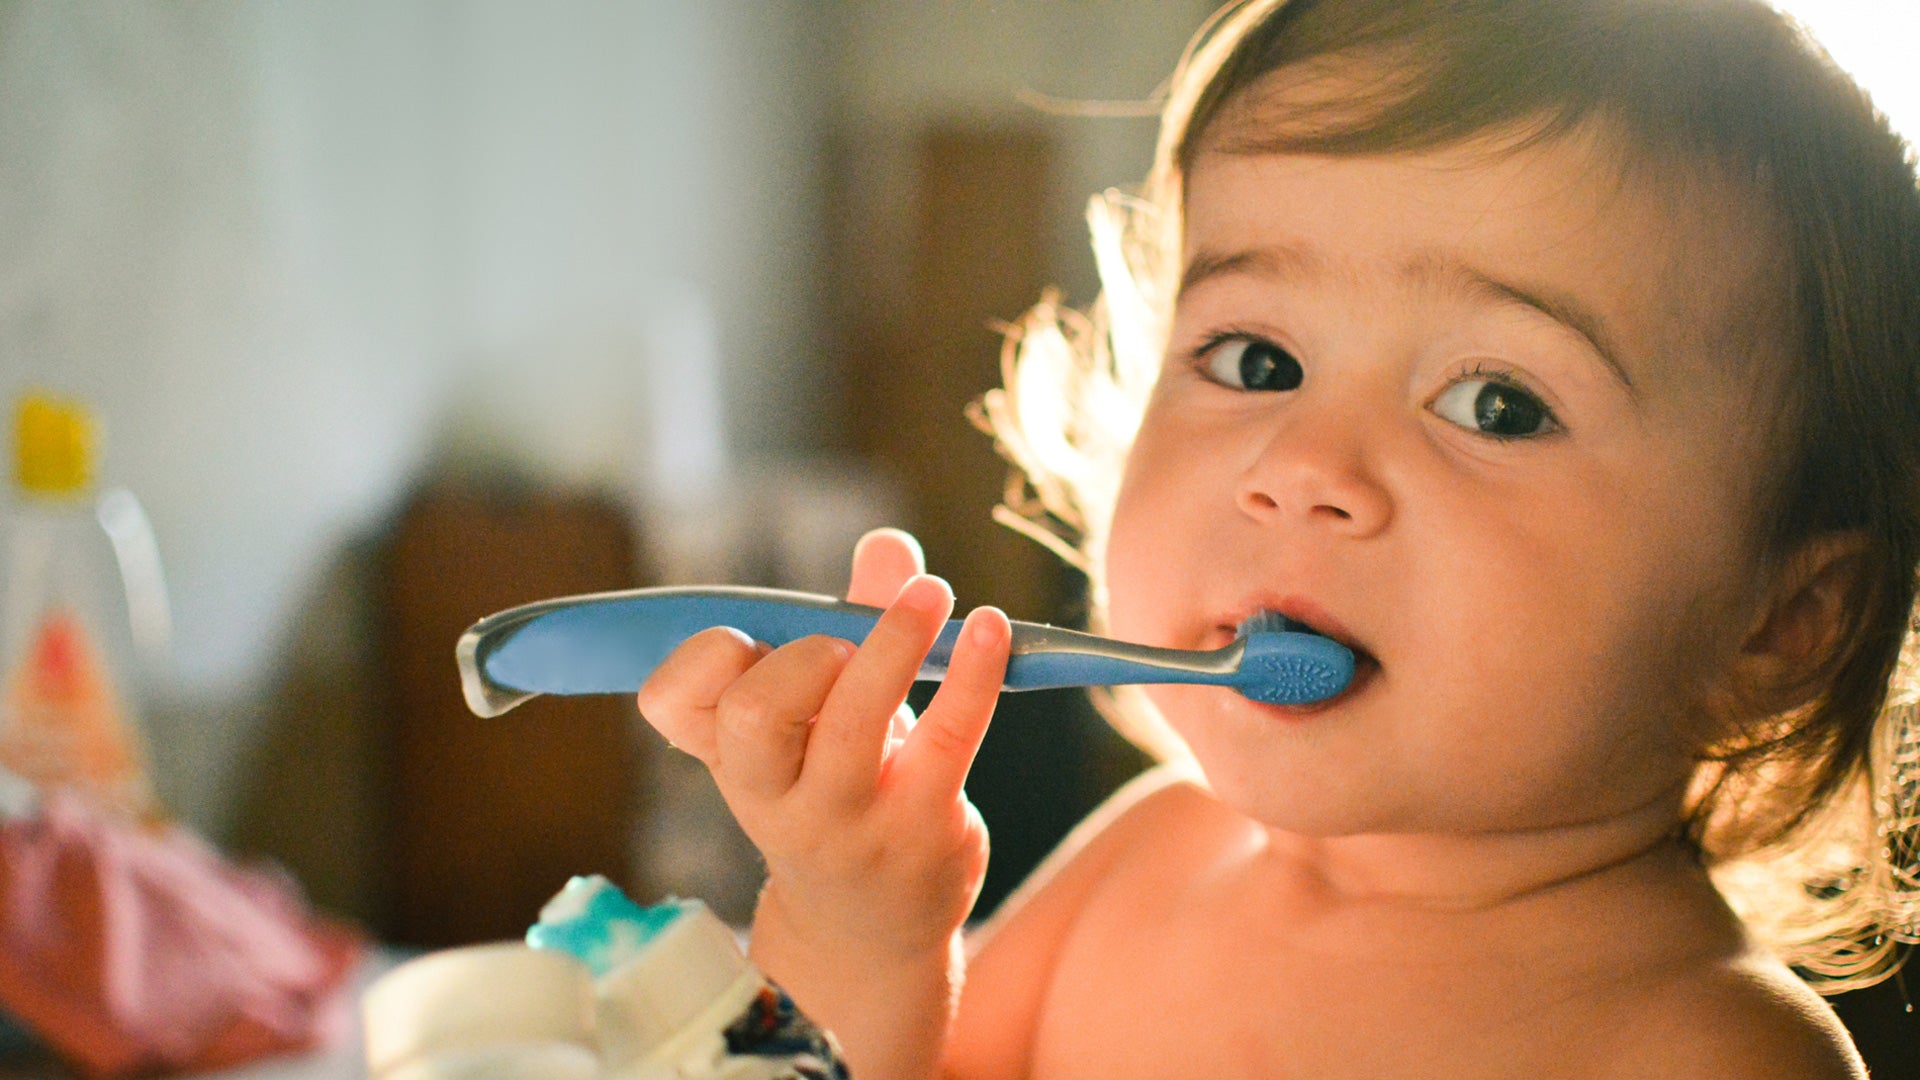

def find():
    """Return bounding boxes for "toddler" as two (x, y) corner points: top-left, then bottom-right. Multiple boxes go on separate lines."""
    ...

(638, 1), (1920, 1076)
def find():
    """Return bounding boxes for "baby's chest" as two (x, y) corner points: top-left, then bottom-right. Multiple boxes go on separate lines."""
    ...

(1026, 897), (1594, 1079)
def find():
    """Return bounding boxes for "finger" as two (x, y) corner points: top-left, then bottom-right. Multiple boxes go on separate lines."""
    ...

(847, 528), (925, 607)
(897, 605), (1010, 808)
(884, 702), (917, 760)
(887, 702), (917, 743)
(635, 626), (762, 763)
(800, 574), (953, 802)
(713, 634), (852, 804)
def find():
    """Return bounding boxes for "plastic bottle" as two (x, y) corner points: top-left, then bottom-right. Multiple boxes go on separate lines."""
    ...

(362, 943), (602, 1080)
(363, 877), (851, 1080)
(0, 393), (169, 822)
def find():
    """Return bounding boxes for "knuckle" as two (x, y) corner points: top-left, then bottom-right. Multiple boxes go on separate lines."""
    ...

(812, 838), (880, 881)
(790, 634), (855, 665)
(639, 631), (759, 710)
(717, 682), (801, 737)
(690, 625), (762, 662)
(785, 829), (837, 866)
(634, 681), (663, 717)
(918, 717), (976, 760)
(634, 671), (679, 715)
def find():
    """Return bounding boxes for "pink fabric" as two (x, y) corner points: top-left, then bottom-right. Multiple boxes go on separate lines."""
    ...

(0, 791), (363, 1077)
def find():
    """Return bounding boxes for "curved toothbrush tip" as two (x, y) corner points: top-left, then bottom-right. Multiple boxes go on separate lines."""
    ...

(456, 625), (537, 717)
(1234, 632), (1356, 705)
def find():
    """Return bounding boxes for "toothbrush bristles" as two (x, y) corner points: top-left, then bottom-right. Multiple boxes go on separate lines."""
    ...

(1236, 609), (1305, 638)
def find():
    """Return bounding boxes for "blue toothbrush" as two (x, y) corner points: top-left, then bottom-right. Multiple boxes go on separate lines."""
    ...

(456, 585), (1355, 718)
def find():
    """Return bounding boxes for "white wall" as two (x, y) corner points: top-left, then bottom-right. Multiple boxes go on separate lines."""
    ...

(0, 0), (828, 834)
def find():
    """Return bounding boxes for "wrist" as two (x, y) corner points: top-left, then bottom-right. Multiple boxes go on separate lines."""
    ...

(750, 887), (962, 1080)
(751, 881), (962, 986)
(753, 871), (970, 962)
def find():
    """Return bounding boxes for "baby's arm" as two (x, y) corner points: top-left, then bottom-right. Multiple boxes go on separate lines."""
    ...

(636, 530), (1009, 1080)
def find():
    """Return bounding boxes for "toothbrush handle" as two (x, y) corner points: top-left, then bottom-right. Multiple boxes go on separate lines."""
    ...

(483, 590), (1232, 689)
(461, 586), (1251, 718)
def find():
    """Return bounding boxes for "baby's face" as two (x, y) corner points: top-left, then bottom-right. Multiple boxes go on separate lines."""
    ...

(1104, 124), (1794, 837)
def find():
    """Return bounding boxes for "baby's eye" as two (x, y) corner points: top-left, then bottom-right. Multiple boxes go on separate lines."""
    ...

(1202, 336), (1303, 392)
(1431, 375), (1558, 439)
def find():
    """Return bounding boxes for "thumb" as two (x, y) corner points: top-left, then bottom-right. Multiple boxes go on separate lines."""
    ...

(847, 528), (926, 607)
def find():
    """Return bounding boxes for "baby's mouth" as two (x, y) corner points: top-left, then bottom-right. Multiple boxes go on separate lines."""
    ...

(1227, 609), (1381, 681)
(1230, 609), (1364, 652)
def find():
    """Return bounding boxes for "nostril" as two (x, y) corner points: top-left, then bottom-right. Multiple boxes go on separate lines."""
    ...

(1238, 448), (1390, 533)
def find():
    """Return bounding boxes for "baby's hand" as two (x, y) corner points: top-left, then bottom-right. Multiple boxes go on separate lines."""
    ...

(636, 529), (1009, 1079)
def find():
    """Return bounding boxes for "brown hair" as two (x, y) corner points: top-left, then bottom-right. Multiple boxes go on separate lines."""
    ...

(979, 0), (1920, 987)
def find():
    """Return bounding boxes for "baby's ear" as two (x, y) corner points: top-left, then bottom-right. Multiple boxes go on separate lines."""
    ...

(1729, 531), (1871, 715)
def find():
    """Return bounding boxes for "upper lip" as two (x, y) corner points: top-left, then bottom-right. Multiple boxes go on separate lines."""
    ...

(1220, 596), (1371, 658)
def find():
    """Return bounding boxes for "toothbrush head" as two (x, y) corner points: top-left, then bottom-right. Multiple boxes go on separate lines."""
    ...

(1233, 612), (1356, 705)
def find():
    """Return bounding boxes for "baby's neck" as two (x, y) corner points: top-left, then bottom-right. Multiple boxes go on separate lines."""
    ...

(1251, 784), (1696, 914)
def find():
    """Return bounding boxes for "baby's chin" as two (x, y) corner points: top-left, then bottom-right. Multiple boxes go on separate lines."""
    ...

(1146, 710), (1398, 833)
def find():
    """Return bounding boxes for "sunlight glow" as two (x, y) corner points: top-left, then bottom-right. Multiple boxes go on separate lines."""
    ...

(1773, 1), (1920, 145)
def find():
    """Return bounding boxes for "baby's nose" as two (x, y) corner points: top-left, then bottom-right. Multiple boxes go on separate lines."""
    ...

(1235, 407), (1392, 537)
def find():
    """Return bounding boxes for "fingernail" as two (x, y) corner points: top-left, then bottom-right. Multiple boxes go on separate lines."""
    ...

(896, 574), (951, 612)
(861, 527), (923, 559)
(967, 607), (1007, 645)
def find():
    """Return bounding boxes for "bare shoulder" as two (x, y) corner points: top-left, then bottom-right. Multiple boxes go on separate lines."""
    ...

(946, 761), (1212, 1079)
(1592, 949), (1867, 1079)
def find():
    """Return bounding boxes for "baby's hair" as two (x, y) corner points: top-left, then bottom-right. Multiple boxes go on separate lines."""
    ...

(977, 0), (1920, 988)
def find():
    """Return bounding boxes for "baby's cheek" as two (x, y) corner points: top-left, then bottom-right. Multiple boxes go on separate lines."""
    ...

(1100, 507), (1174, 644)
(1636, 586), (1759, 753)
(1537, 598), (1721, 788)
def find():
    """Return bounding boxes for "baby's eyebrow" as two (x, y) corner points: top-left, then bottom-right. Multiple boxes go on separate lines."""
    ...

(1180, 244), (1327, 295)
(1179, 242), (1635, 394)
(1406, 253), (1634, 394)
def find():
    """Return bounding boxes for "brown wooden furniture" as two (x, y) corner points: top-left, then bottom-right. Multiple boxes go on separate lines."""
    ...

(378, 480), (646, 948)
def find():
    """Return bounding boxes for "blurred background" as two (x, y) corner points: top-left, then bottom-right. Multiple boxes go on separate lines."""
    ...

(0, 0), (1212, 945)
(0, 2), (1915, 1071)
